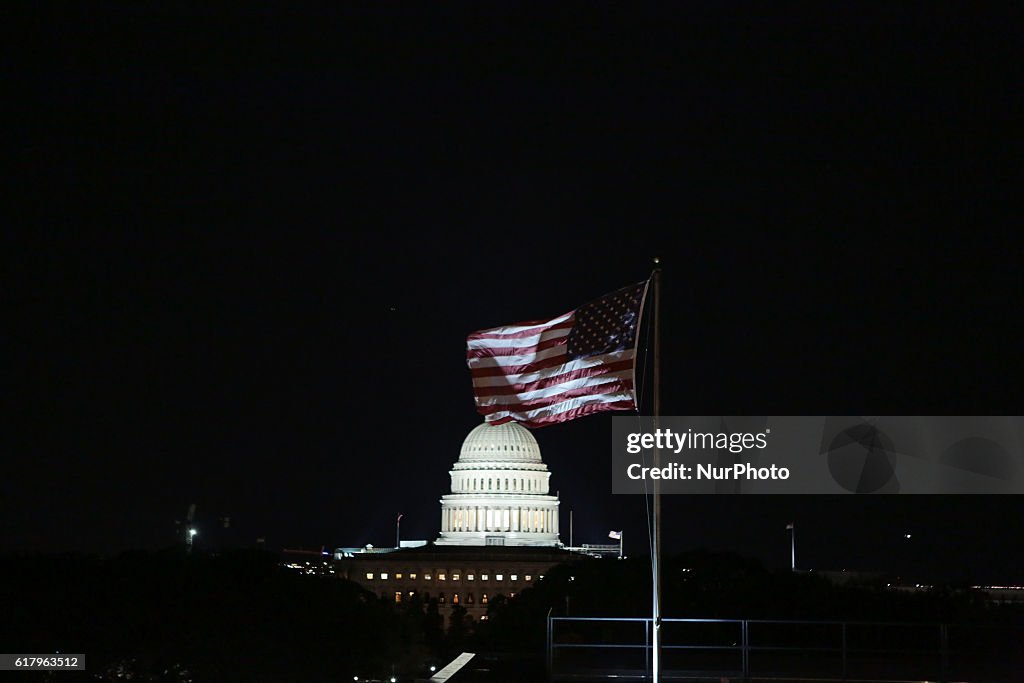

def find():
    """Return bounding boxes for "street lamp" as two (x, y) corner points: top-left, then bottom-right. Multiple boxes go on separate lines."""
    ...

(185, 527), (198, 555)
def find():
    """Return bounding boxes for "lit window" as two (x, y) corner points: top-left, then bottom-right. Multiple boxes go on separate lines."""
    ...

(467, 574), (475, 581)
(438, 573), (446, 581)
(452, 573), (460, 581)
(481, 574), (489, 580)
(380, 573), (389, 580)
(394, 592), (402, 604)
(366, 573), (374, 580)
(496, 574), (503, 581)
(395, 573), (403, 579)
(509, 592), (516, 598)
(439, 593), (446, 604)
(424, 574), (432, 581)
(525, 575), (532, 581)
(453, 593), (460, 605)
(481, 593), (488, 604)
(410, 573), (417, 580)
(511, 574), (518, 581)
(481, 615), (488, 621)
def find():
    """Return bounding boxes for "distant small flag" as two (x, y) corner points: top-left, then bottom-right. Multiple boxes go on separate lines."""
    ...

(467, 281), (649, 428)
(786, 523), (794, 530)
(609, 530), (622, 540)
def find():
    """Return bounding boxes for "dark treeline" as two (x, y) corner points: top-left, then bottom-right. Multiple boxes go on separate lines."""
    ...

(1, 549), (425, 681)
(3, 549), (1021, 681)
(479, 551), (1024, 653)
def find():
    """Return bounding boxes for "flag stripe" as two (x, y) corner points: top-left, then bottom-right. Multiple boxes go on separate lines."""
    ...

(481, 387), (638, 423)
(472, 359), (636, 396)
(467, 343), (568, 370)
(507, 398), (638, 429)
(475, 376), (635, 413)
(466, 331), (569, 359)
(474, 371), (634, 407)
(471, 349), (635, 383)
(476, 384), (634, 417)
(468, 353), (571, 379)
(471, 352), (630, 389)
(466, 321), (573, 349)
(477, 370), (634, 409)
(466, 312), (574, 340)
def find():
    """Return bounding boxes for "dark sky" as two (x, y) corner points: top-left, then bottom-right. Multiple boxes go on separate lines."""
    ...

(6, 4), (1022, 583)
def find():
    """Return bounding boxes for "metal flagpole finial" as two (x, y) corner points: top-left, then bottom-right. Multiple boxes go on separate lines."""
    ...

(653, 256), (660, 265)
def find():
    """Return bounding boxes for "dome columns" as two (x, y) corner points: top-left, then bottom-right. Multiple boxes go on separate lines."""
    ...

(436, 422), (562, 547)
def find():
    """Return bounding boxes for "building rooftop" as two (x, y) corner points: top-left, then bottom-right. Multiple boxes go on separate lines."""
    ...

(334, 543), (580, 563)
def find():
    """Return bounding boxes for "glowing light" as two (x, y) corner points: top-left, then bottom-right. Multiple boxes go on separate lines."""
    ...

(188, 529), (198, 537)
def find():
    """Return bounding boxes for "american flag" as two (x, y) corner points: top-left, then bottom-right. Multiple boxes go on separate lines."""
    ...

(608, 530), (622, 540)
(466, 281), (649, 428)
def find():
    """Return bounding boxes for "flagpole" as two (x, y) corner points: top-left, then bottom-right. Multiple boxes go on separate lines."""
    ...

(651, 259), (662, 683)
(619, 530), (624, 560)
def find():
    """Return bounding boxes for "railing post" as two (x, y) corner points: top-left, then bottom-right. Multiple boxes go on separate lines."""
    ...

(939, 623), (949, 683)
(645, 617), (651, 682)
(546, 609), (553, 681)
(742, 620), (749, 682)
(841, 622), (847, 682)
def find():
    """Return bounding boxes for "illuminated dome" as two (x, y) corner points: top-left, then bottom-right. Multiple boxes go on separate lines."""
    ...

(458, 421), (542, 462)
(435, 421), (561, 547)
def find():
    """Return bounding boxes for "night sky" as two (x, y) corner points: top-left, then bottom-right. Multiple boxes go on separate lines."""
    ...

(7, 5), (1022, 583)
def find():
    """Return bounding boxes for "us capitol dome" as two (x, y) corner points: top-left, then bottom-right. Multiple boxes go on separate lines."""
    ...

(434, 421), (561, 547)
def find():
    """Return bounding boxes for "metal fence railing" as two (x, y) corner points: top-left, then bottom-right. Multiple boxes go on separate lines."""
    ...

(546, 614), (1022, 682)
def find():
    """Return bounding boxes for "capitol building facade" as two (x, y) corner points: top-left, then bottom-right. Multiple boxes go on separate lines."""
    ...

(435, 421), (560, 547)
(334, 420), (578, 623)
